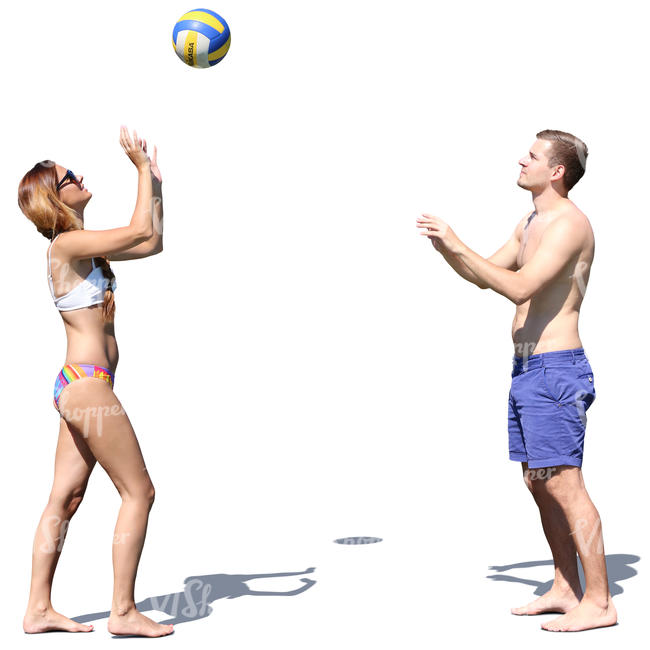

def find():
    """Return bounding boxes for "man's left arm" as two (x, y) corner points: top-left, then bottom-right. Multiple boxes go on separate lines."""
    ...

(456, 218), (583, 305)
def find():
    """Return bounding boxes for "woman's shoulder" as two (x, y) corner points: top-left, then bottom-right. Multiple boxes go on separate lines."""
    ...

(49, 230), (90, 266)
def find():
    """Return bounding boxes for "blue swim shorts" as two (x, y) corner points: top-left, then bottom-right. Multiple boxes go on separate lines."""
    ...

(508, 347), (596, 469)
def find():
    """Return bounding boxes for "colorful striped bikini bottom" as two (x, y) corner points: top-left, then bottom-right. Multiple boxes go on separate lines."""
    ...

(53, 363), (115, 412)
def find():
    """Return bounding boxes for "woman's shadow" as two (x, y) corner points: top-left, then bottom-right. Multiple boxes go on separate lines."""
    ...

(73, 567), (316, 626)
(486, 553), (639, 597)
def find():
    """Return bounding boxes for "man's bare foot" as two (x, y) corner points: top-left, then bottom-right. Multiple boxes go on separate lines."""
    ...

(511, 588), (582, 615)
(108, 607), (174, 637)
(23, 606), (94, 633)
(541, 595), (617, 632)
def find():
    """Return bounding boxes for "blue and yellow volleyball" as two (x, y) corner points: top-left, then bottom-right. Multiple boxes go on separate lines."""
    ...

(172, 8), (231, 68)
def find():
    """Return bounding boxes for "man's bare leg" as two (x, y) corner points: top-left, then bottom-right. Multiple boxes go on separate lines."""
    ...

(511, 462), (583, 615)
(536, 466), (617, 632)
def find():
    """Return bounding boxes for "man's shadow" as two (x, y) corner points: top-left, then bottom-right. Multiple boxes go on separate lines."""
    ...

(486, 554), (639, 596)
(73, 567), (316, 627)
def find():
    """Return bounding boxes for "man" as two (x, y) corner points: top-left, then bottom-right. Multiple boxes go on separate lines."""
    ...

(416, 130), (617, 632)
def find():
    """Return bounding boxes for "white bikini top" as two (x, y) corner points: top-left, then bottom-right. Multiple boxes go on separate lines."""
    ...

(47, 233), (117, 312)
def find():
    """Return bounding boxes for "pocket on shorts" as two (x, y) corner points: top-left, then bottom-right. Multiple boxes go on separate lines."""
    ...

(575, 367), (596, 409)
(542, 363), (596, 406)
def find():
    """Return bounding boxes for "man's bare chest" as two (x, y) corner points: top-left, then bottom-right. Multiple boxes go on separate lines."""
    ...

(517, 211), (549, 268)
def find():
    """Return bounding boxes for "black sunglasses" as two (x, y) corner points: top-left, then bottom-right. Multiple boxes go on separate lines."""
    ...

(56, 169), (80, 192)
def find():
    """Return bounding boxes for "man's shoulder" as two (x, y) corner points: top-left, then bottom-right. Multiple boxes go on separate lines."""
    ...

(545, 206), (593, 252)
(556, 204), (593, 241)
(558, 200), (589, 223)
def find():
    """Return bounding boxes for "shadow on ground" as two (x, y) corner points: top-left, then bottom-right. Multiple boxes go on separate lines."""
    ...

(486, 553), (639, 596)
(73, 567), (316, 626)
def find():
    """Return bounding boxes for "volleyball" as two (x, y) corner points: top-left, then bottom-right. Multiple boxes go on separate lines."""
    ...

(172, 8), (231, 68)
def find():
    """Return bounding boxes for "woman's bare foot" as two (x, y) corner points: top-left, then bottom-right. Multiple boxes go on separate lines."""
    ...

(511, 587), (582, 615)
(23, 606), (94, 633)
(541, 595), (617, 632)
(108, 607), (174, 637)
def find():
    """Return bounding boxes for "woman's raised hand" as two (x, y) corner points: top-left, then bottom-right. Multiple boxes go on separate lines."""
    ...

(119, 125), (150, 170)
(143, 140), (162, 184)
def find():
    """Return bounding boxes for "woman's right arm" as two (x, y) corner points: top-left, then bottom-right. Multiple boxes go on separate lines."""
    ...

(59, 126), (154, 260)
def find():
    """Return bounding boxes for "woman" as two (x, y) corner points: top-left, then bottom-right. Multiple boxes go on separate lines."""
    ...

(18, 126), (172, 638)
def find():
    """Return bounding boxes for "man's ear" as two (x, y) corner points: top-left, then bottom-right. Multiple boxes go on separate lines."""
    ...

(551, 164), (566, 182)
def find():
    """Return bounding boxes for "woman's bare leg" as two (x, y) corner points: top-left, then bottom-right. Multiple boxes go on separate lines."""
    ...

(57, 378), (173, 637)
(23, 417), (96, 633)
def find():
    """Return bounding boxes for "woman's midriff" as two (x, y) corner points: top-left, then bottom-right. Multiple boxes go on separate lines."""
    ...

(60, 309), (119, 374)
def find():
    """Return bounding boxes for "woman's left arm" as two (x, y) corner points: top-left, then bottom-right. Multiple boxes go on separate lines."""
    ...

(148, 172), (164, 253)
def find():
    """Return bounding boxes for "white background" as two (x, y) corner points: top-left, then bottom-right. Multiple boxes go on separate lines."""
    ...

(1, 0), (647, 647)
